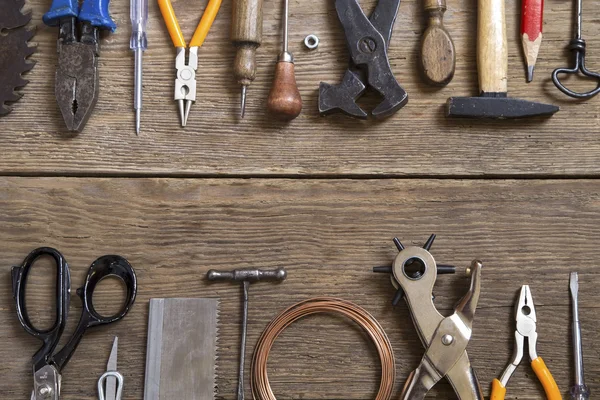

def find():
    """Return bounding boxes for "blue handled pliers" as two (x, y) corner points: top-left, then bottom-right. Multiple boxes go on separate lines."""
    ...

(43, 0), (115, 132)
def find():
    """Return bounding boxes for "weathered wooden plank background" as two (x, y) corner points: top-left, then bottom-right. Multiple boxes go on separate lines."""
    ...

(1, 0), (600, 176)
(0, 178), (598, 399)
(2, 0), (600, 398)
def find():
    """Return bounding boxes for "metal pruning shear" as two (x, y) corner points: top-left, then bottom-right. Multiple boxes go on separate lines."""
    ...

(11, 247), (137, 400)
(491, 285), (562, 400)
(373, 235), (484, 400)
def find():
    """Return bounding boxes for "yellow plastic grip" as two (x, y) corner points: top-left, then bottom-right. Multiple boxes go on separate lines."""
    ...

(531, 357), (563, 400)
(158, 0), (186, 48)
(189, 0), (222, 47)
(490, 378), (507, 400)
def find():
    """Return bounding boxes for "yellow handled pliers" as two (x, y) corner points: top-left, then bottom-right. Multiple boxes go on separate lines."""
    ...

(158, 0), (222, 126)
(491, 285), (562, 400)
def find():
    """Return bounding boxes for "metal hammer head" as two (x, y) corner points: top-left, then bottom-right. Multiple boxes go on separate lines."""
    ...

(446, 94), (559, 119)
(206, 267), (287, 283)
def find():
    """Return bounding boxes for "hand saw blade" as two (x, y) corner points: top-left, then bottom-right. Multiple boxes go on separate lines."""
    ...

(105, 336), (118, 400)
(144, 298), (219, 400)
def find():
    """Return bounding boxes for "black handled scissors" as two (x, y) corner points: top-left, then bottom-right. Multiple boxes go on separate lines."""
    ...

(11, 247), (137, 400)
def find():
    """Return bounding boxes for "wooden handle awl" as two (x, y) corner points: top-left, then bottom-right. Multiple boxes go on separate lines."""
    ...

(231, 0), (263, 85)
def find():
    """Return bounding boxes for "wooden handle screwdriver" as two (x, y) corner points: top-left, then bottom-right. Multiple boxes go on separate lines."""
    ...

(420, 0), (455, 86)
(266, 0), (302, 120)
(231, 0), (263, 117)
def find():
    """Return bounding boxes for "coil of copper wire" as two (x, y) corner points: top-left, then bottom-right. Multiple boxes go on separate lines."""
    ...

(251, 297), (396, 400)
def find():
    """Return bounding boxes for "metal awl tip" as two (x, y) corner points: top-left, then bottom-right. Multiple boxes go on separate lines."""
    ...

(240, 85), (247, 118)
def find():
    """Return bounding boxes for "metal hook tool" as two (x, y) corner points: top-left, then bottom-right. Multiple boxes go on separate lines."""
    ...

(552, 0), (600, 99)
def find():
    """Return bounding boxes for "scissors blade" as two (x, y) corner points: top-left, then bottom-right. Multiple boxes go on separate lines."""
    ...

(105, 337), (118, 400)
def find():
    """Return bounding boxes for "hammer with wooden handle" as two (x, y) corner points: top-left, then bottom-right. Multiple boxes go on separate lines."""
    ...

(446, 0), (558, 118)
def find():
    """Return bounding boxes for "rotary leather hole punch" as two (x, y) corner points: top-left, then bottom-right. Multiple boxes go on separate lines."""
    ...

(373, 234), (485, 400)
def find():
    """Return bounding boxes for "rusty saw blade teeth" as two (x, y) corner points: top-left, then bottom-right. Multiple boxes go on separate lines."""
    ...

(0, 0), (31, 30)
(0, 0), (35, 117)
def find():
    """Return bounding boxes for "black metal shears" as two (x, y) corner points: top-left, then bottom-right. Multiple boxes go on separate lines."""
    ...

(11, 247), (137, 400)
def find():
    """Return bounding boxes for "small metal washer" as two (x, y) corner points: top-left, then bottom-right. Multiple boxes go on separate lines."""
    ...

(304, 34), (319, 50)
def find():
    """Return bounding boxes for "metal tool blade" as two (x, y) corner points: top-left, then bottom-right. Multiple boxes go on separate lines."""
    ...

(144, 298), (219, 400)
(105, 337), (118, 400)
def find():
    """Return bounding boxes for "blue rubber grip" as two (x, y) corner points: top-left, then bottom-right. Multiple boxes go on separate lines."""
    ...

(79, 0), (117, 32)
(43, 0), (79, 26)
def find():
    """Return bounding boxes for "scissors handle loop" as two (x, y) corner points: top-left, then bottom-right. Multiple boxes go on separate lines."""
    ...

(11, 247), (71, 371)
(552, 39), (600, 99)
(52, 255), (138, 370)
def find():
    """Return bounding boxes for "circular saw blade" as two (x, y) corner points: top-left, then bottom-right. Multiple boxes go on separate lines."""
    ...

(0, 0), (36, 116)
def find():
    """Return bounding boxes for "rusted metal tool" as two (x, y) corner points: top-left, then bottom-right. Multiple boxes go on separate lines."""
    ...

(318, 0), (408, 119)
(420, 0), (455, 86)
(0, 0), (35, 116)
(44, 0), (116, 132)
(207, 267), (286, 400)
(552, 0), (600, 99)
(447, 0), (558, 119)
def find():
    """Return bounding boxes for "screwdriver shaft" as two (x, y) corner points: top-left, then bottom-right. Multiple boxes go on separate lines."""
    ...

(570, 272), (590, 400)
(130, 0), (147, 134)
(283, 0), (288, 53)
(134, 50), (143, 134)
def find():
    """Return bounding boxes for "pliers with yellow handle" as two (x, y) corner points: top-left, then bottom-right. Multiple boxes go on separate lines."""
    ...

(158, 0), (222, 126)
(491, 285), (562, 400)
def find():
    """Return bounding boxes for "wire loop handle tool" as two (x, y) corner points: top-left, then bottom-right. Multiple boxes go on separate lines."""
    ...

(552, 0), (600, 99)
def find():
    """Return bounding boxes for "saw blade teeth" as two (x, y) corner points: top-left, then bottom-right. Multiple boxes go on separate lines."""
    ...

(0, 23), (36, 116)
(214, 299), (220, 400)
(0, 105), (11, 116)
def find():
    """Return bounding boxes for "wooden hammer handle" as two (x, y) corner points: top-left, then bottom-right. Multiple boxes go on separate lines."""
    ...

(477, 0), (507, 93)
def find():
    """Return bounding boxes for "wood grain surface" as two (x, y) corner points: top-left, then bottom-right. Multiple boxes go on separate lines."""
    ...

(0, 177), (598, 399)
(1, 0), (599, 176)
(2, 0), (600, 399)
(477, 0), (507, 93)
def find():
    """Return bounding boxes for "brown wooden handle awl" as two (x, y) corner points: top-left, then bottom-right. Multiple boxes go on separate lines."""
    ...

(477, 0), (507, 94)
(420, 0), (455, 86)
(267, 58), (302, 120)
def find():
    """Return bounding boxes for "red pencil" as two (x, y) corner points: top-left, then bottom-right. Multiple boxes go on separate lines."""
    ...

(521, 0), (544, 82)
